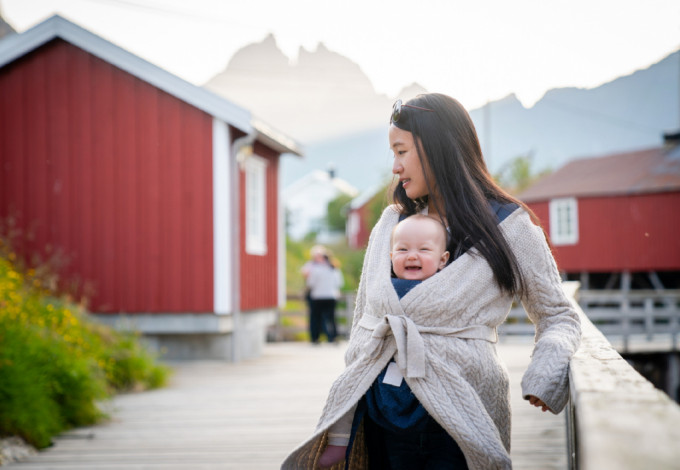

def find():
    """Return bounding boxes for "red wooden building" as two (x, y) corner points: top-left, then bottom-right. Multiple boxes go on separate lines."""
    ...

(518, 135), (680, 291)
(346, 183), (389, 249)
(0, 15), (301, 360)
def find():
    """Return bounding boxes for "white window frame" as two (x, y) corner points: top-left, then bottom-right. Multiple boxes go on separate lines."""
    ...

(244, 155), (268, 256)
(549, 197), (579, 245)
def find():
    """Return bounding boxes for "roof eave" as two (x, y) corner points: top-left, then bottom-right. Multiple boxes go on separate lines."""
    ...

(0, 15), (257, 133)
(521, 186), (680, 203)
(252, 119), (303, 157)
(0, 15), (305, 159)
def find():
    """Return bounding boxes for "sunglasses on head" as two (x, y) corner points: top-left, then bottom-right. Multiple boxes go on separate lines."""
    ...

(391, 99), (434, 123)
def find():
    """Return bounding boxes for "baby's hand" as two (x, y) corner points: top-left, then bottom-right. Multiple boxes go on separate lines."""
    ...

(528, 395), (550, 412)
(318, 444), (347, 468)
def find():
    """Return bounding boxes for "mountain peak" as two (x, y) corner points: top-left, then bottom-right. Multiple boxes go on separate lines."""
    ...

(259, 32), (275, 43)
(395, 83), (429, 101)
(496, 93), (524, 106)
(222, 33), (289, 72)
(296, 41), (362, 73)
(314, 41), (330, 54)
(205, 35), (392, 142)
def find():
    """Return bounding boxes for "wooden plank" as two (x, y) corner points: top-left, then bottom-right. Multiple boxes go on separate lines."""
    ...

(7, 341), (566, 469)
(499, 337), (568, 470)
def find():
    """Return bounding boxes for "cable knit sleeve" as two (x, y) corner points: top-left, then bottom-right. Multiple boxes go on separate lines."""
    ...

(344, 260), (369, 366)
(513, 211), (581, 414)
(344, 205), (397, 366)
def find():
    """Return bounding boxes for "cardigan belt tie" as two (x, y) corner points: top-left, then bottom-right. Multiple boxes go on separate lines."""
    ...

(359, 314), (498, 379)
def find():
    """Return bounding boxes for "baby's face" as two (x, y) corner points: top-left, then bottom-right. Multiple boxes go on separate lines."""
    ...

(390, 217), (450, 281)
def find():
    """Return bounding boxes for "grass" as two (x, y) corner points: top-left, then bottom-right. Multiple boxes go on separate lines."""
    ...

(0, 251), (171, 449)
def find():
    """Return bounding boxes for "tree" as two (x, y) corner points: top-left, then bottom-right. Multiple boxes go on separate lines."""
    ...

(365, 183), (392, 230)
(493, 153), (551, 194)
(326, 193), (354, 232)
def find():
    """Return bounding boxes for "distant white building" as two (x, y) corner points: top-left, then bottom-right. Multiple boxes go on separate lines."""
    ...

(283, 169), (358, 242)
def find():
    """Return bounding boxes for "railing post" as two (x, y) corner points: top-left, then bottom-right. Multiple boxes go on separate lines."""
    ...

(668, 353), (680, 402)
(566, 394), (578, 470)
(670, 296), (679, 351)
(341, 292), (356, 338)
(621, 271), (631, 352)
(644, 297), (654, 341)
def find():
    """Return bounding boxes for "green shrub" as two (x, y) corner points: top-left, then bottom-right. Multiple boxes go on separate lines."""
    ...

(104, 331), (168, 391)
(283, 298), (305, 312)
(0, 322), (65, 448)
(280, 316), (296, 328)
(0, 254), (170, 448)
(294, 331), (310, 342)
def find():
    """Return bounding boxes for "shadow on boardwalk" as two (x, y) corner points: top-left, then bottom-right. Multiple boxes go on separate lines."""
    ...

(6, 340), (566, 469)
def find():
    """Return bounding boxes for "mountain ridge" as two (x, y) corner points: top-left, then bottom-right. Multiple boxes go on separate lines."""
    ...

(203, 37), (679, 193)
(205, 34), (394, 143)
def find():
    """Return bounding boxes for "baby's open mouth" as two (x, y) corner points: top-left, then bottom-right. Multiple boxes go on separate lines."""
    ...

(405, 266), (421, 271)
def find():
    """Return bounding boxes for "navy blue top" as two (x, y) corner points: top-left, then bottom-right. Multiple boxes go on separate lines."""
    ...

(391, 278), (422, 299)
(489, 199), (518, 224)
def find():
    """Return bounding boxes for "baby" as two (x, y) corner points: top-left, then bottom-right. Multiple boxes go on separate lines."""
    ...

(319, 214), (449, 468)
(389, 214), (450, 281)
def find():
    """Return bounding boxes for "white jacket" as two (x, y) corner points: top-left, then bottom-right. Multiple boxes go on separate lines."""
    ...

(307, 263), (344, 300)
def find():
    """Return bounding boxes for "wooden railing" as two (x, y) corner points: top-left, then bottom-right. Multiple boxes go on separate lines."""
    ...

(578, 289), (680, 351)
(499, 289), (680, 352)
(273, 293), (357, 342)
(566, 282), (680, 469)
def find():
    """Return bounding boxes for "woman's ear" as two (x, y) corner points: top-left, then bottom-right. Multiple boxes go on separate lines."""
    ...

(439, 251), (450, 269)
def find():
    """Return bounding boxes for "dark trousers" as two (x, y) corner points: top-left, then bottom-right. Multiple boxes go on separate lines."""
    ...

(309, 298), (337, 343)
(364, 414), (469, 470)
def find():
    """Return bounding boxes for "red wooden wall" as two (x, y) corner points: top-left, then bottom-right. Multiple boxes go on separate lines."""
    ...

(528, 192), (680, 273)
(239, 142), (280, 311)
(0, 39), (214, 313)
(350, 204), (373, 249)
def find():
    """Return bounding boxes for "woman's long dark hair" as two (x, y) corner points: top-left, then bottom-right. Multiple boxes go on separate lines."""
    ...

(392, 93), (530, 296)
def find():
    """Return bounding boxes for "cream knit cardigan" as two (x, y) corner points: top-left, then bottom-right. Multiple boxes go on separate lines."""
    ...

(282, 205), (581, 470)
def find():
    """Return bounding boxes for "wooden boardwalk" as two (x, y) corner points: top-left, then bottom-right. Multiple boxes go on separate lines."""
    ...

(6, 339), (566, 469)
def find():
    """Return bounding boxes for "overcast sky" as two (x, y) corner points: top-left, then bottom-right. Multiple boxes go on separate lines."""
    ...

(3, 0), (679, 110)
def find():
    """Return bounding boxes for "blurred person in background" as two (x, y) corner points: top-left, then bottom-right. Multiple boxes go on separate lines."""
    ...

(304, 246), (344, 344)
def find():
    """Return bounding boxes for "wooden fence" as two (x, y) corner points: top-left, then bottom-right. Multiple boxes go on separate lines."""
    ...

(578, 289), (680, 351)
(272, 293), (356, 342)
(499, 289), (680, 352)
(279, 288), (680, 353)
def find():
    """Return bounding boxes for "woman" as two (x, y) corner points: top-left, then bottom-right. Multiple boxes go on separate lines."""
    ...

(282, 93), (581, 470)
(306, 247), (344, 344)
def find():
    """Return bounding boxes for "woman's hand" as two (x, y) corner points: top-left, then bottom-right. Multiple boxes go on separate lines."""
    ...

(528, 395), (550, 412)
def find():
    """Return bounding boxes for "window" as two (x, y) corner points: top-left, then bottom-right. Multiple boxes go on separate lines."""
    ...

(549, 197), (579, 245)
(245, 156), (267, 255)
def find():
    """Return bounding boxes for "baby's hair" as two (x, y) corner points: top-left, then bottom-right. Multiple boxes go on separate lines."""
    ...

(391, 214), (449, 250)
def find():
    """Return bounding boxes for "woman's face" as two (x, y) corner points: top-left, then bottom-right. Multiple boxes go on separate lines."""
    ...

(390, 125), (430, 200)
